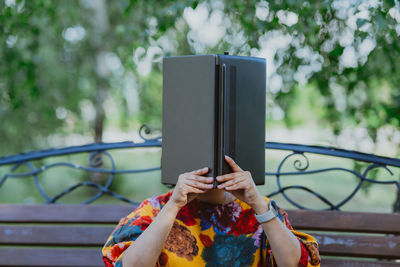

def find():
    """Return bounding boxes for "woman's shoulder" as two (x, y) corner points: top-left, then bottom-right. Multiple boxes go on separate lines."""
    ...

(123, 190), (173, 220)
(144, 190), (173, 209)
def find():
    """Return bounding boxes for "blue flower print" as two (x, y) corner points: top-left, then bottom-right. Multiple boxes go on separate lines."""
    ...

(202, 234), (257, 267)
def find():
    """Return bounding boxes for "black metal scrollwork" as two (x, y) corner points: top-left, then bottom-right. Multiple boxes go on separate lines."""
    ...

(0, 125), (399, 210)
(265, 143), (400, 211)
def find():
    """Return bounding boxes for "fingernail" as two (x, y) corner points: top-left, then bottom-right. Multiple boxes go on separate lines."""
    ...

(216, 176), (221, 180)
(208, 177), (213, 182)
(203, 167), (208, 171)
(217, 184), (222, 189)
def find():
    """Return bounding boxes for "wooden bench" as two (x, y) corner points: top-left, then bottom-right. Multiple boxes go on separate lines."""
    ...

(1, 204), (399, 266)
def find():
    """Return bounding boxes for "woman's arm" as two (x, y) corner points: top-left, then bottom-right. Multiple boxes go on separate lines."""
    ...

(121, 200), (179, 266)
(122, 167), (214, 267)
(217, 155), (301, 267)
(252, 199), (301, 267)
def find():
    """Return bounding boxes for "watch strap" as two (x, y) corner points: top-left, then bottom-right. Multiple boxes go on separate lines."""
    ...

(254, 201), (278, 224)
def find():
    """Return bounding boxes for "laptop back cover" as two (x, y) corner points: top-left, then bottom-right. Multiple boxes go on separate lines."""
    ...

(161, 55), (216, 185)
(218, 55), (266, 185)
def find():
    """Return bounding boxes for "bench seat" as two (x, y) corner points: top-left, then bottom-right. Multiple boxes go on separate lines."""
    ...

(1, 204), (399, 266)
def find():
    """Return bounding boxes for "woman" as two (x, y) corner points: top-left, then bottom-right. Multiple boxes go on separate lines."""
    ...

(102, 155), (321, 267)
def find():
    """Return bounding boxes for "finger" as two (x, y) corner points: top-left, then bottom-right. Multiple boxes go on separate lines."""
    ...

(224, 155), (243, 172)
(224, 180), (248, 191)
(216, 172), (245, 183)
(188, 187), (206, 194)
(217, 176), (246, 189)
(186, 174), (214, 184)
(190, 167), (209, 175)
(182, 184), (206, 194)
(184, 179), (214, 190)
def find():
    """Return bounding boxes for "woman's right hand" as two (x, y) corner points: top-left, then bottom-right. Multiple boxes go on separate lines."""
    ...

(169, 167), (214, 209)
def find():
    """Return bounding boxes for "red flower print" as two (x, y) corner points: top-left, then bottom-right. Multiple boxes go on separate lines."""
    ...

(130, 215), (152, 231)
(177, 201), (198, 226)
(102, 256), (114, 267)
(157, 191), (173, 205)
(199, 233), (213, 247)
(228, 209), (259, 236)
(106, 242), (131, 262)
(299, 240), (310, 267)
(158, 251), (168, 265)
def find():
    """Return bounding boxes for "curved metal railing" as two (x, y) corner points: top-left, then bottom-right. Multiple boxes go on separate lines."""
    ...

(1, 124), (399, 210)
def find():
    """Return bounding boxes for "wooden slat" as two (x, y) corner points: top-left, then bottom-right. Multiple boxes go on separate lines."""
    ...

(322, 258), (400, 266)
(313, 233), (400, 259)
(2, 204), (399, 234)
(0, 226), (114, 246)
(2, 225), (400, 259)
(1, 249), (399, 267)
(0, 204), (137, 223)
(1, 204), (399, 235)
(0, 248), (104, 267)
(1, 205), (399, 266)
(287, 209), (400, 234)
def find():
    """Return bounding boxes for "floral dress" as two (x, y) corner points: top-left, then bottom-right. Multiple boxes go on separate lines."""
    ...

(102, 190), (321, 267)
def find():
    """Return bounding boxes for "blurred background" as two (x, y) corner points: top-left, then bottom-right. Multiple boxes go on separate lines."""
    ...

(1, 0), (399, 211)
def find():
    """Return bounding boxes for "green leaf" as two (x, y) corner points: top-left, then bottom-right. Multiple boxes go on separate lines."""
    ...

(356, 18), (368, 28)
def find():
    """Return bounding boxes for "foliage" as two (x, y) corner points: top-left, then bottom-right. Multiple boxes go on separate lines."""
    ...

(0, 0), (196, 154)
(1, 0), (399, 156)
(221, 0), (400, 139)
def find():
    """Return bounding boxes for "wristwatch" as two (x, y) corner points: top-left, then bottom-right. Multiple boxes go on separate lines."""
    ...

(254, 201), (278, 224)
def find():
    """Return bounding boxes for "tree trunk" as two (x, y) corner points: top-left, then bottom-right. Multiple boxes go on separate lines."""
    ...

(89, 0), (109, 144)
(393, 189), (400, 213)
(86, 0), (110, 185)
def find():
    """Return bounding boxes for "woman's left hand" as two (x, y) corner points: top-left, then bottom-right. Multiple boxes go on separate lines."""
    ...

(216, 155), (266, 211)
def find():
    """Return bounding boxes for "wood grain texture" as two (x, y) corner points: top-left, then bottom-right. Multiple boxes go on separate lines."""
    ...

(2, 225), (399, 258)
(0, 226), (114, 245)
(322, 258), (400, 266)
(0, 248), (104, 266)
(286, 209), (400, 234)
(0, 204), (136, 223)
(311, 233), (400, 258)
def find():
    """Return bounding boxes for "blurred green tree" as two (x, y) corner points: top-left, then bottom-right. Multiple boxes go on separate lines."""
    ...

(1, 0), (399, 211)
(0, 0), (195, 154)
(221, 0), (399, 140)
(1, 0), (399, 156)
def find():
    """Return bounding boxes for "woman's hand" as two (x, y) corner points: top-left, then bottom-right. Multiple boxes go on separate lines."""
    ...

(169, 167), (214, 209)
(216, 156), (267, 213)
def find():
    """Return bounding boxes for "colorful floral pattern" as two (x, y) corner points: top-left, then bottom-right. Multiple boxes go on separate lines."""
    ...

(164, 221), (199, 261)
(202, 234), (258, 267)
(102, 190), (321, 266)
